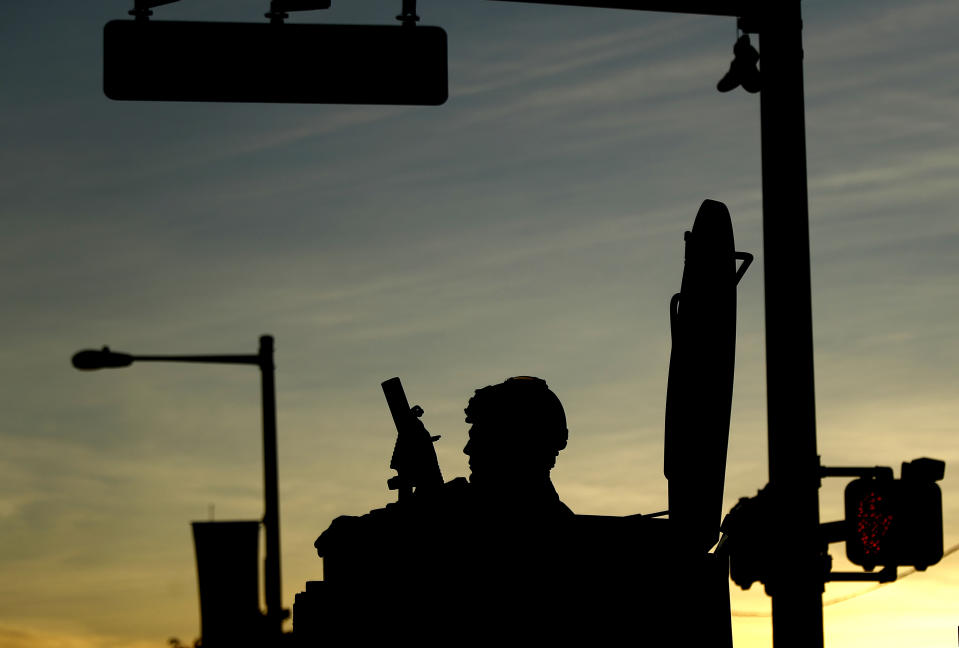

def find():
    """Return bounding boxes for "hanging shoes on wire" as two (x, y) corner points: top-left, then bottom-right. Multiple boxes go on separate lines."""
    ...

(717, 34), (761, 94)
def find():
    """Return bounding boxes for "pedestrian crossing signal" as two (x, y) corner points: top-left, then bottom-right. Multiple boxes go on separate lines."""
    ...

(845, 459), (944, 571)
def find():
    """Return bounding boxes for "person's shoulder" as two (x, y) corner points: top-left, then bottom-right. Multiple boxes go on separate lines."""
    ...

(423, 476), (471, 510)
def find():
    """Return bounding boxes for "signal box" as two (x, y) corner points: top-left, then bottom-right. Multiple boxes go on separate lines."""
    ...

(845, 459), (944, 571)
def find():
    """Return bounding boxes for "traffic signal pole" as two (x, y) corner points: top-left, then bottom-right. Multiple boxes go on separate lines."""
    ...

(757, 4), (824, 647)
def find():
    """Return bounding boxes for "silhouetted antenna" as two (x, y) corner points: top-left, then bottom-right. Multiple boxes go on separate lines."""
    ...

(265, 0), (332, 25)
(396, 0), (420, 26)
(128, 0), (181, 21)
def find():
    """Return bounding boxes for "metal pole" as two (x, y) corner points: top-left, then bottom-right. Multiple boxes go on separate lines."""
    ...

(757, 4), (824, 646)
(72, 337), (288, 637)
(259, 334), (285, 636)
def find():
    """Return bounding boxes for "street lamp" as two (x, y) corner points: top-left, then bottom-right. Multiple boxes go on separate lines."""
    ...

(71, 334), (287, 638)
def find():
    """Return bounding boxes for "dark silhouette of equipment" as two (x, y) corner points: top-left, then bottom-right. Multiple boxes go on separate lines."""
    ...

(191, 521), (264, 648)
(382, 377), (444, 500)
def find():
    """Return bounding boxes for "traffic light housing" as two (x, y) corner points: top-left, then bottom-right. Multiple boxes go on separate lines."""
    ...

(845, 458), (944, 571)
(720, 487), (773, 591)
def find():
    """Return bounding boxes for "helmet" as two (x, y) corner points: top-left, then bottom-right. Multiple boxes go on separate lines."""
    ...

(464, 376), (568, 456)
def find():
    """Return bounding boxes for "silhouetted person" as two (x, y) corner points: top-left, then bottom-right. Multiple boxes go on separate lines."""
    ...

(460, 375), (572, 515)
(302, 377), (711, 645)
(312, 377), (572, 638)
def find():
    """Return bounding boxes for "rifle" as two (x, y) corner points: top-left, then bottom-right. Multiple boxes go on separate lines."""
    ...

(381, 377), (444, 501)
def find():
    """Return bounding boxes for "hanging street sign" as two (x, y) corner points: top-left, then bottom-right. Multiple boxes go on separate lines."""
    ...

(104, 20), (448, 105)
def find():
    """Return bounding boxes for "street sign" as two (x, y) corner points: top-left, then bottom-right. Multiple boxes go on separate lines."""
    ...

(104, 20), (448, 105)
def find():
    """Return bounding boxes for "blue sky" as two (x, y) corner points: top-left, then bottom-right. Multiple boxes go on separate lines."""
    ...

(2, 1), (959, 646)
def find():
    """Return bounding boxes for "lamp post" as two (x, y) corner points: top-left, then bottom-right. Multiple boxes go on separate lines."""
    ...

(72, 334), (287, 639)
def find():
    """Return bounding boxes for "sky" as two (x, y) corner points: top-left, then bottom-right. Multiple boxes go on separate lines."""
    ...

(2, 0), (959, 646)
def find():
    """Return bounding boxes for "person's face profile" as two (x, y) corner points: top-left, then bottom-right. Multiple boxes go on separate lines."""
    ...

(463, 423), (488, 476)
(464, 419), (538, 485)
